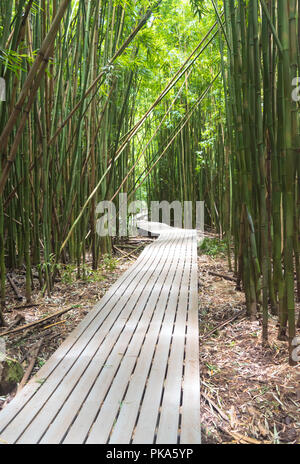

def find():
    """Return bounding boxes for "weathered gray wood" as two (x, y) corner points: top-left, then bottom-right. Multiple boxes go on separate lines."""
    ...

(0, 224), (200, 445)
(156, 231), (193, 444)
(52, 232), (176, 444)
(180, 234), (201, 444)
(0, 238), (162, 442)
(132, 232), (189, 444)
(0, 239), (156, 434)
(85, 232), (183, 443)
(13, 236), (168, 444)
(105, 234), (186, 444)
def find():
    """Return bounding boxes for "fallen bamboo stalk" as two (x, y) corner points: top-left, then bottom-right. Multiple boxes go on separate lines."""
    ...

(114, 246), (135, 262)
(0, 306), (76, 337)
(201, 391), (229, 422)
(14, 304), (39, 310)
(113, 245), (127, 255)
(8, 314), (25, 330)
(200, 310), (246, 340)
(201, 391), (269, 444)
(116, 244), (144, 262)
(208, 271), (237, 283)
(127, 237), (155, 241)
(17, 339), (43, 393)
(218, 424), (268, 445)
(42, 320), (67, 331)
(7, 274), (23, 301)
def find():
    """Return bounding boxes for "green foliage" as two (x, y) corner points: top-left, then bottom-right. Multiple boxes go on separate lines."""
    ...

(37, 357), (46, 368)
(81, 267), (105, 283)
(0, 0), (225, 325)
(199, 238), (227, 257)
(37, 254), (58, 282)
(205, 362), (220, 375)
(61, 264), (105, 284)
(190, 0), (209, 20)
(102, 255), (117, 271)
(35, 378), (46, 385)
(1, 358), (23, 384)
(61, 264), (77, 284)
(0, 48), (35, 75)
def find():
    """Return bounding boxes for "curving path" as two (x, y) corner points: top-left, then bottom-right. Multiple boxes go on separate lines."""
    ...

(0, 222), (200, 444)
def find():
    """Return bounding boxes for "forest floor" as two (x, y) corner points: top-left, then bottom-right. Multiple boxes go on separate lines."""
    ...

(199, 249), (300, 445)
(1, 235), (300, 445)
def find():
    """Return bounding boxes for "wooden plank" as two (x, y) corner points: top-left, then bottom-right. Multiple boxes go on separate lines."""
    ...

(39, 232), (176, 444)
(132, 232), (189, 444)
(180, 232), (201, 444)
(108, 233), (186, 444)
(16, 235), (170, 444)
(156, 231), (193, 444)
(0, 224), (201, 445)
(63, 232), (177, 444)
(84, 232), (182, 444)
(0, 241), (157, 436)
(0, 236), (165, 443)
(137, 220), (182, 237)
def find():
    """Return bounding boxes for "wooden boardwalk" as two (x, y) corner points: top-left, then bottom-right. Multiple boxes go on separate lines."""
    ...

(0, 224), (200, 444)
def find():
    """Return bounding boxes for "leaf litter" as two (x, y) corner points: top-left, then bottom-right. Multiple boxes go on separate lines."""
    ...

(198, 252), (300, 445)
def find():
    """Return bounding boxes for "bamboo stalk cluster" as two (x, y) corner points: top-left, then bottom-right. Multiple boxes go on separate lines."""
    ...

(0, 0), (160, 322)
(194, 0), (299, 364)
(0, 0), (299, 367)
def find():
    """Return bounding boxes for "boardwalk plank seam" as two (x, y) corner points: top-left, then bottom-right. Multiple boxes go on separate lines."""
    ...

(0, 224), (200, 444)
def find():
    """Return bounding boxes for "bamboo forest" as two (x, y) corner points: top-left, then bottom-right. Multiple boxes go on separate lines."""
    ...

(0, 0), (299, 446)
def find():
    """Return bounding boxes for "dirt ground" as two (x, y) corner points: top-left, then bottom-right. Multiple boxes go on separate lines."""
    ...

(198, 252), (300, 444)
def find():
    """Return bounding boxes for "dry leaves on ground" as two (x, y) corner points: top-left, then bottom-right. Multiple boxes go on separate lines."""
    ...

(198, 253), (300, 445)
